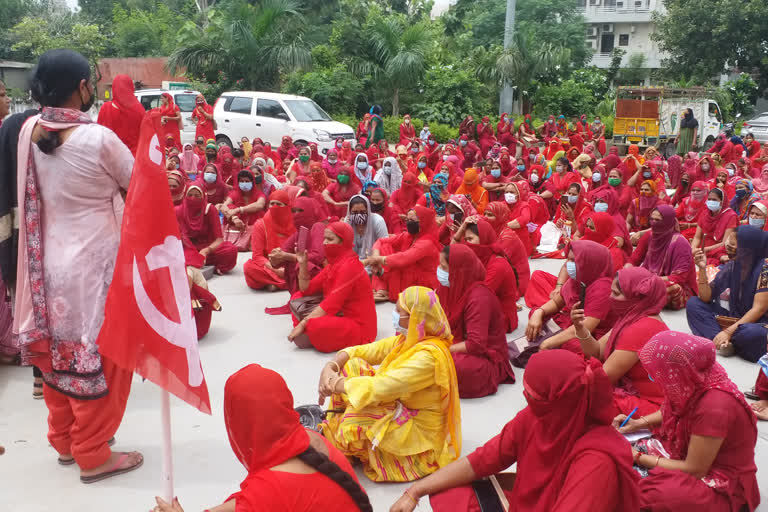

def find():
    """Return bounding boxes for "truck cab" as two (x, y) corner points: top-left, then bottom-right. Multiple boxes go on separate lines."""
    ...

(612, 87), (722, 156)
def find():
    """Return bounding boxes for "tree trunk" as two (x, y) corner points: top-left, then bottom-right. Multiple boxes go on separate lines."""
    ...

(392, 88), (399, 118)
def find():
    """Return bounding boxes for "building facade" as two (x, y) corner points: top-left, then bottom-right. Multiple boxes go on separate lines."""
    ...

(578, 0), (666, 74)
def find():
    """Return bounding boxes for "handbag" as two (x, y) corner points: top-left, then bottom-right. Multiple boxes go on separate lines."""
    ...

(715, 315), (739, 330)
(289, 295), (323, 321)
(507, 319), (561, 368)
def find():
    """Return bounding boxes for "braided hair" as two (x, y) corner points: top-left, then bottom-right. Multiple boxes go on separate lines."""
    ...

(296, 445), (372, 512)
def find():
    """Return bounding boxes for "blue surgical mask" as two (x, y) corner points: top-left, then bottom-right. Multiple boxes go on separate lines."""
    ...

(418, 161), (426, 169)
(706, 200), (721, 212)
(429, 140), (435, 145)
(727, 167), (735, 176)
(491, 169), (501, 178)
(460, 140), (468, 147)
(436, 266), (450, 287)
(392, 309), (408, 334)
(517, 165), (526, 171)
(529, 154), (535, 160)
(203, 172), (217, 184)
(239, 182), (253, 192)
(643, 171), (652, 178)
(566, 261), (577, 280)
(443, 155), (450, 161)
(383, 165), (392, 175)
(592, 172), (601, 182)
(749, 217), (766, 228)
(357, 161), (368, 171)
(594, 202), (608, 213)
(735, 188), (748, 199)
(567, 195), (578, 204)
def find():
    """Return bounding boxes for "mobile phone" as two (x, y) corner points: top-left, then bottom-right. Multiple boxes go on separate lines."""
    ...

(453, 211), (464, 225)
(472, 480), (506, 512)
(297, 226), (309, 254)
(579, 282), (587, 309)
(560, 195), (569, 207)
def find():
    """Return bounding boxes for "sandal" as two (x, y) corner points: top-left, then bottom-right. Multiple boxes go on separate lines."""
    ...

(80, 452), (143, 484)
(744, 387), (760, 401)
(33, 381), (43, 400)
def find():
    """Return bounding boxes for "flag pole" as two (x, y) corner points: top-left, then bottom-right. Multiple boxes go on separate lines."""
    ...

(160, 389), (174, 502)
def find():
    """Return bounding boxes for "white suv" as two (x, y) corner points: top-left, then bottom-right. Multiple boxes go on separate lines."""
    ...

(213, 91), (355, 153)
(134, 88), (201, 146)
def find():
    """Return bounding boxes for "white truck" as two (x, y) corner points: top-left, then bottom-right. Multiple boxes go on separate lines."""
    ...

(612, 86), (724, 156)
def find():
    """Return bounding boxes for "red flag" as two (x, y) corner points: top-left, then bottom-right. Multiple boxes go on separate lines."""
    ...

(98, 112), (211, 414)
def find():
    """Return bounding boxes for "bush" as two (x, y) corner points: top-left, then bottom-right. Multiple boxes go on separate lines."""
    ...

(283, 65), (368, 116)
(532, 79), (599, 118)
(408, 65), (493, 126)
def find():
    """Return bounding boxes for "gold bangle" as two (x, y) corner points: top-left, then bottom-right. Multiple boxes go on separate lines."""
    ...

(576, 331), (591, 341)
(640, 416), (651, 428)
(655, 455), (661, 467)
(404, 489), (419, 504)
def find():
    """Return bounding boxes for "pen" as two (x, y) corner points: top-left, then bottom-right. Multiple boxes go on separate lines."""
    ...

(619, 407), (638, 428)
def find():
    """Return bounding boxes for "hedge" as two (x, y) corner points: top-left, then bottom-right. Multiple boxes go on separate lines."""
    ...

(333, 114), (613, 142)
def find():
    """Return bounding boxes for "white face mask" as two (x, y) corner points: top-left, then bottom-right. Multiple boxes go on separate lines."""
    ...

(328, 158), (337, 164)
(504, 192), (517, 204)
(530, 174), (539, 183)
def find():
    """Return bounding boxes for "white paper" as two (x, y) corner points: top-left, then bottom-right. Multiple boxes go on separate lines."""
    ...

(623, 429), (652, 443)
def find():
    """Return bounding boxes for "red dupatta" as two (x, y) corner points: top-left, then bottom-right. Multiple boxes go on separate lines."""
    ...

(176, 184), (209, 240)
(560, 240), (613, 307)
(697, 189), (737, 242)
(261, 189), (295, 250)
(391, 172), (422, 213)
(605, 267), (666, 356)
(437, 244), (487, 337)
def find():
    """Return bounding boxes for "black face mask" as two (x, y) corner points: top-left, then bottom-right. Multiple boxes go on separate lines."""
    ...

(80, 86), (95, 112)
(370, 202), (384, 213)
(406, 220), (420, 235)
(681, 181), (689, 187)
(207, 153), (217, 162)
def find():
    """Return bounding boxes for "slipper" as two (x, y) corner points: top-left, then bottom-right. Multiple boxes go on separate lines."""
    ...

(80, 452), (143, 484)
(58, 456), (76, 466)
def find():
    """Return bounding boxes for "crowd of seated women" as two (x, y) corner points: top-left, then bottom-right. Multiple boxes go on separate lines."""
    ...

(155, 119), (767, 512)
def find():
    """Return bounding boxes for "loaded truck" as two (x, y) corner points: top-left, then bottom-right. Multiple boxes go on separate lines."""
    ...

(611, 86), (723, 156)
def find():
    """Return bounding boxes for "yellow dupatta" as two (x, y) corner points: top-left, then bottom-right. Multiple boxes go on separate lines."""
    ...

(375, 286), (462, 460)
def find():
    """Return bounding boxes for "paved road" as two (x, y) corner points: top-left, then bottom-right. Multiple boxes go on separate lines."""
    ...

(1, 255), (766, 511)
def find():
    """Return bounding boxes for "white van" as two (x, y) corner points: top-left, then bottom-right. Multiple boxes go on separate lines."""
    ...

(213, 91), (355, 154)
(134, 88), (201, 146)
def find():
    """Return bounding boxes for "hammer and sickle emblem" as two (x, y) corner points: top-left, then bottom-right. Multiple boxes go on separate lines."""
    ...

(132, 235), (203, 386)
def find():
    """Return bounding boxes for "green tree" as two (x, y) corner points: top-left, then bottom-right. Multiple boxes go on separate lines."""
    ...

(112, 4), (183, 57)
(354, 16), (433, 116)
(283, 64), (368, 115)
(167, 0), (311, 90)
(653, 0), (768, 90)
(409, 65), (492, 125)
(532, 79), (596, 118)
(474, 30), (571, 114)
(11, 15), (107, 67)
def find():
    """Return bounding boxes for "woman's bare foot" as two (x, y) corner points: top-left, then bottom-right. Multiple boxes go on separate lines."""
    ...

(751, 400), (768, 421)
(373, 290), (389, 303)
(80, 451), (143, 483)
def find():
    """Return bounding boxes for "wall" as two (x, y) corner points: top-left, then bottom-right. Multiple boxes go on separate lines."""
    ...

(0, 67), (31, 90)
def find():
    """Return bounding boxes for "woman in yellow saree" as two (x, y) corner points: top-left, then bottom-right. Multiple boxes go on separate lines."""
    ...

(317, 285), (462, 482)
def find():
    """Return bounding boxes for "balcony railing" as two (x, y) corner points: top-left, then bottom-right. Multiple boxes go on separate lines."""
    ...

(578, 3), (661, 23)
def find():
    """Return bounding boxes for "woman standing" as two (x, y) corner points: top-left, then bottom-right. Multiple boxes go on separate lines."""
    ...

(14, 50), (142, 481)
(437, 244), (515, 398)
(157, 92), (181, 146)
(365, 105), (385, 149)
(675, 108), (699, 156)
(191, 93), (215, 144)
(319, 286), (461, 482)
(96, 74), (145, 155)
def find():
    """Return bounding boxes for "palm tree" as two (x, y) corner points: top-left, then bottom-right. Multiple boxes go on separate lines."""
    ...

(351, 17), (432, 116)
(167, 0), (311, 90)
(474, 31), (570, 114)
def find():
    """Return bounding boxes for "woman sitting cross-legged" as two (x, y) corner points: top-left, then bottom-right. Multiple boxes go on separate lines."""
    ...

(243, 190), (295, 291)
(152, 364), (373, 512)
(626, 205), (698, 310)
(571, 267), (667, 417)
(390, 350), (639, 512)
(437, 244), (515, 398)
(750, 358), (768, 421)
(287, 222), (376, 353)
(318, 286), (461, 483)
(364, 206), (442, 302)
(525, 240), (617, 355)
(176, 184), (238, 274)
(616, 332), (759, 512)
(454, 218), (519, 332)
(691, 187), (738, 265)
(686, 225), (768, 362)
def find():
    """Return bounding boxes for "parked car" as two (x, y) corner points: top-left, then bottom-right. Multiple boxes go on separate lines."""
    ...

(213, 91), (355, 154)
(742, 112), (768, 144)
(134, 88), (201, 146)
